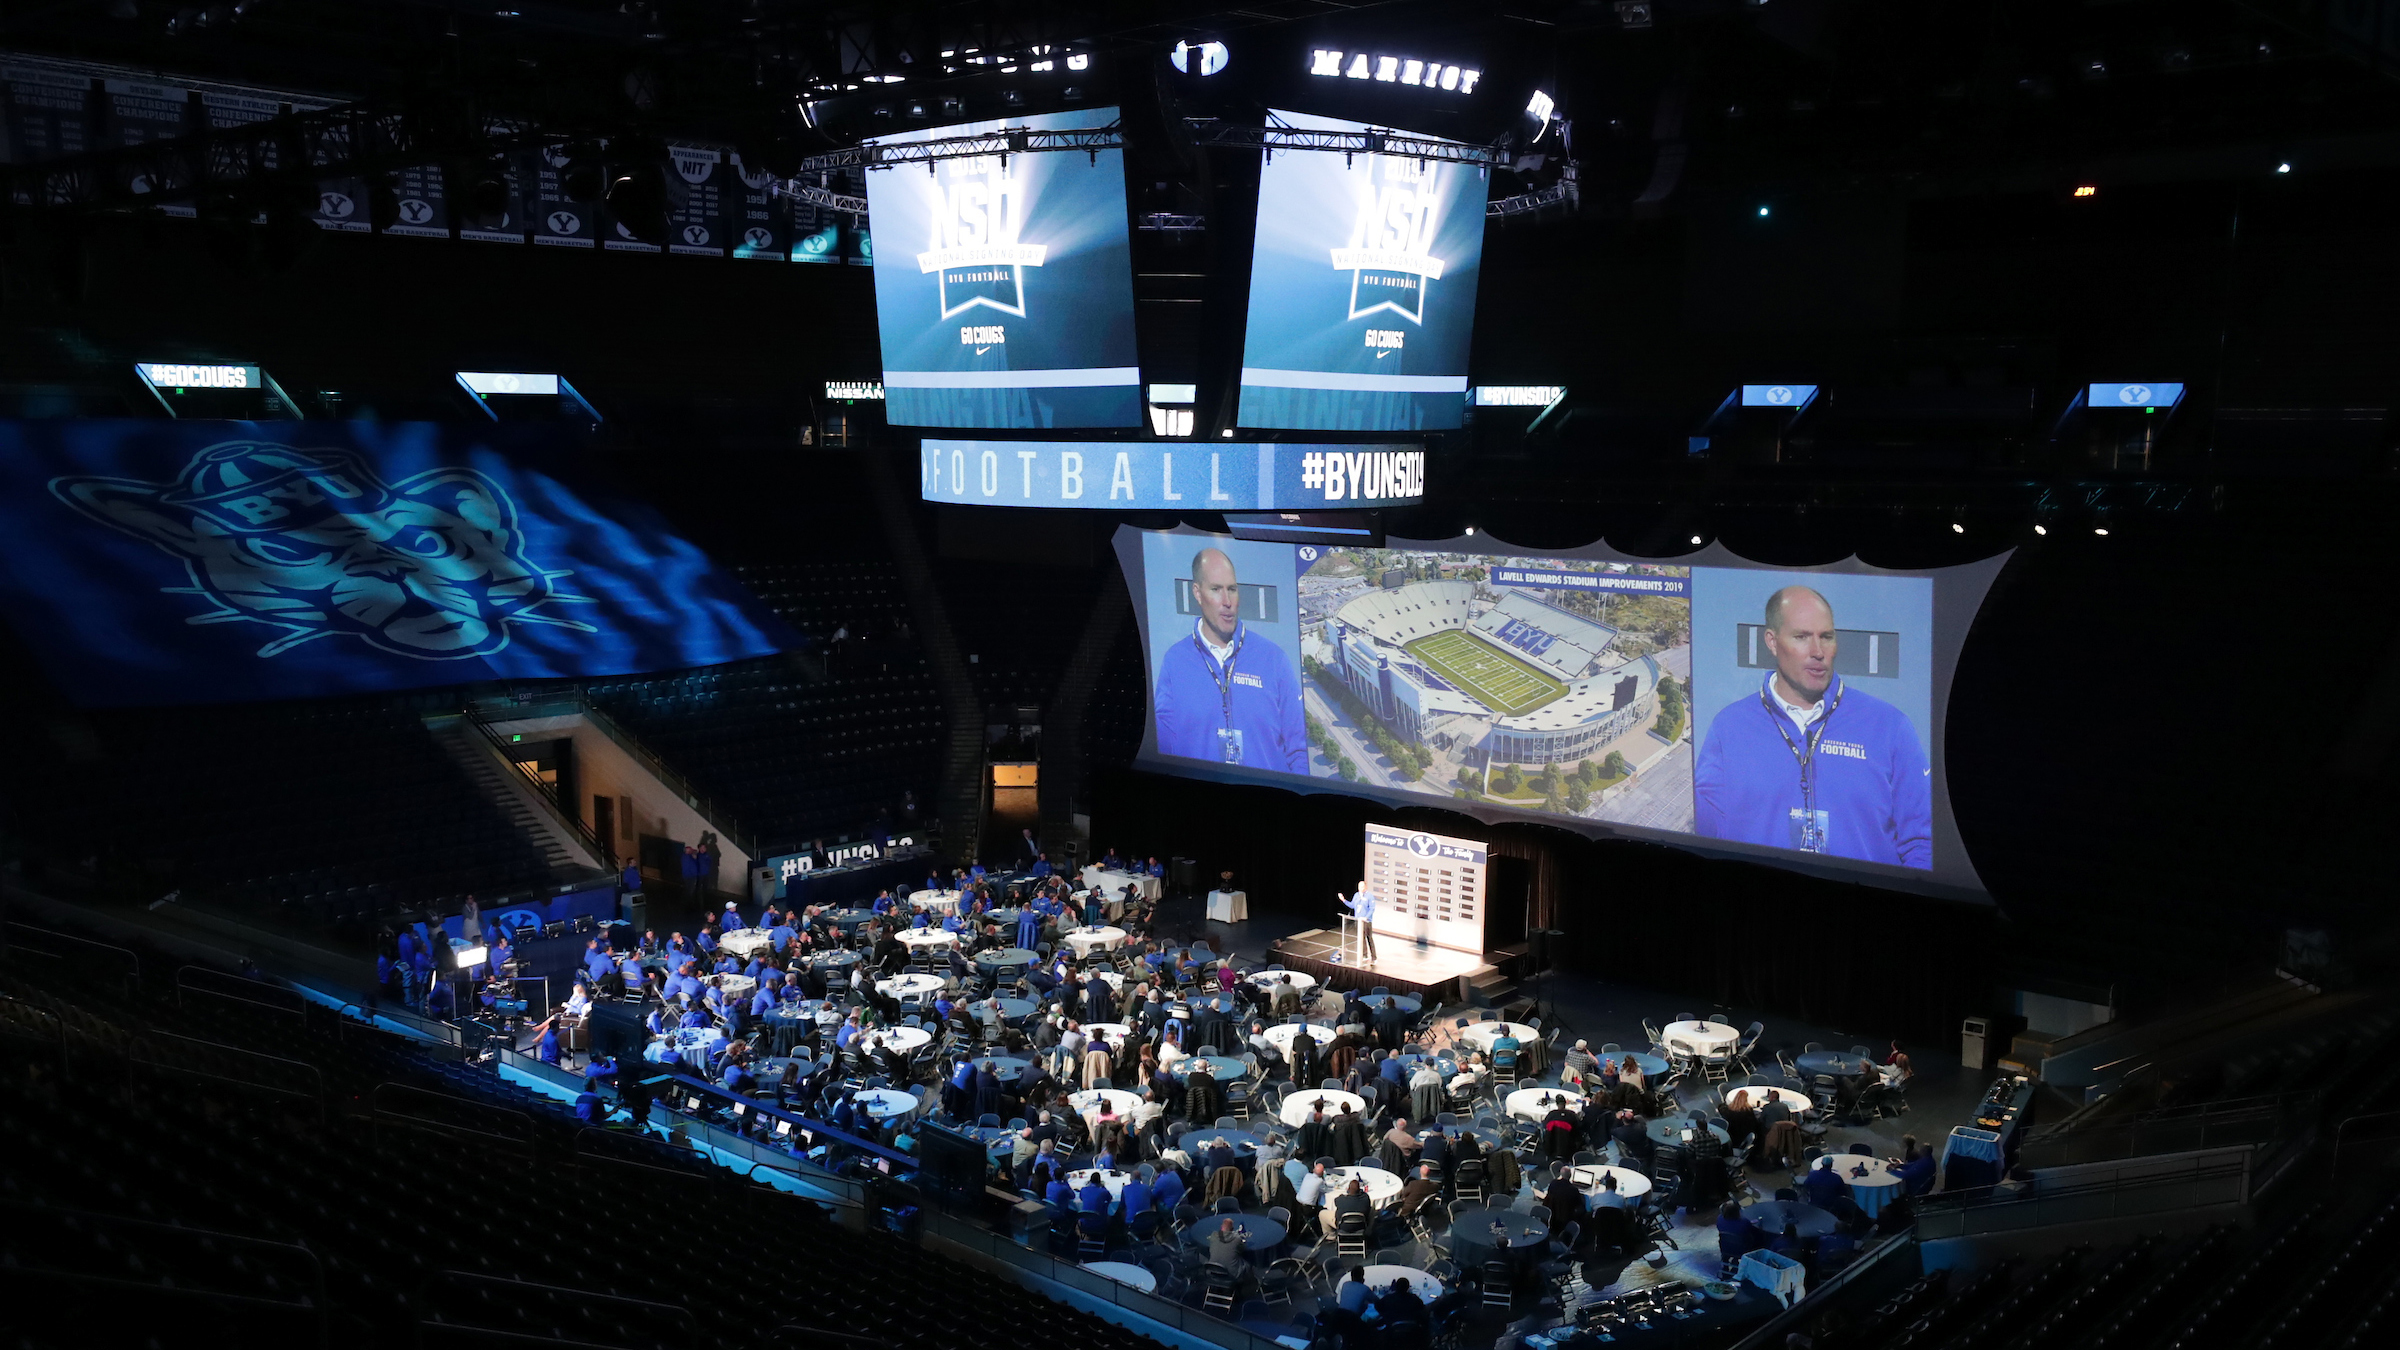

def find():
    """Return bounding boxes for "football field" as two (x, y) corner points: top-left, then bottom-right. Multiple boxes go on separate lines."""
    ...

(1405, 629), (1567, 716)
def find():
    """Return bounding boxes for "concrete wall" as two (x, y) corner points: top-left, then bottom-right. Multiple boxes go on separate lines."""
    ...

(486, 713), (752, 893)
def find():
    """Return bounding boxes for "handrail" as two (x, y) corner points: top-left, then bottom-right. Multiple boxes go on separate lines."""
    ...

(574, 696), (758, 858)
(130, 1028), (326, 1122)
(456, 706), (617, 864)
(1917, 1152), (2250, 1213)
(370, 1080), (536, 1152)
(6, 921), (141, 986)
(175, 964), (307, 1016)
(2331, 1109), (2400, 1174)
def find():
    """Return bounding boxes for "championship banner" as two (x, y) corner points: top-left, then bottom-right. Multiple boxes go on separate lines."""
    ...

(533, 143), (598, 248)
(728, 151), (783, 260)
(0, 421), (794, 706)
(2, 66), (93, 174)
(665, 145), (727, 257)
(101, 78), (196, 217)
(862, 107), (1142, 428)
(1236, 110), (1489, 432)
(919, 441), (1427, 510)
(201, 90), (283, 221)
(290, 99), (369, 232)
(381, 163), (451, 238)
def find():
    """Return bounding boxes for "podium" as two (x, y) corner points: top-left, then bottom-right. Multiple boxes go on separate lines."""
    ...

(1338, 914), (1371, 967)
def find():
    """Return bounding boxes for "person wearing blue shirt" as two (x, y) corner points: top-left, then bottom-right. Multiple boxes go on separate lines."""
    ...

(1695, 585), (1933, 869)
(1145, 857), (1165, 877)
(1343, 882), (1380, 961)
(1101, 849), (1124, 871)
(1898, 1142), (1938, 1196)
(1152, 548), (1308, 772)
(666, 932), (690, 960)
(1015, 907), (1042, 952)
(750, 986), (778, 1019)
(1715, 1203), (1756, 1261)
(969, 862), (988, 884)
(1077, 1177), (1113, 1216)
(620, 859), (642, 894)
(1802, 1158), (1850, 1208)
(1044, 1173), (1073, 1208)
(534, 1017), (563, 1066)
(911, 908), (931, 929)
(679, 1004), (711, 1030)
(723, 1059), (755, 1096)
(769, 921), (795, 948)
(1030, 853), (1053, 880)
(835, 1016), (864, 1050)
(1120, 1171), (1155, 1218)
(1152, 1165), (1187, 1213)
(1379, 1052), (1408, 1088)
(941, 911), (965, 934)
(484, 936), (512, 979)
(872, 890), (898, 916)
(696, 927), (718, 955)
(574, 1089), (605, 1125)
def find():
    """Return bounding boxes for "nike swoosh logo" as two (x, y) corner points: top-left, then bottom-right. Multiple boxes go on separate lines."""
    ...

(975, 346), (992, 355)
(1376, 350), (1392, 359)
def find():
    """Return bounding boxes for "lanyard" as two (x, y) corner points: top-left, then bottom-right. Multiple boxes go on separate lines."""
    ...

(1760, 675), (1842, 812)
(1193, 622), (1248, 728)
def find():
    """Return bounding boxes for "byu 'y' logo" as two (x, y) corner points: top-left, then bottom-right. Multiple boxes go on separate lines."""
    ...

(52, 440), (596, 661)
(1407, 833), (1441, 857)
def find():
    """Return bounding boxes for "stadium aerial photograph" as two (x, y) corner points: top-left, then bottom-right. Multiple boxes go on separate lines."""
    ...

(1296, 548), (1695, 832)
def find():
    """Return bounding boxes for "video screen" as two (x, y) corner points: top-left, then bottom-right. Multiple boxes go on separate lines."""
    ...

(1235, 110), (1489, 432)
(861, 107), (1142, 429)
(1118, 527), (2003, 899)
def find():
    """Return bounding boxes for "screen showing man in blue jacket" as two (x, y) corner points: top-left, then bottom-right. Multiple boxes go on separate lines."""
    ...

(1153, 546), (1308, 772)
(1694, 585), (1932, 868)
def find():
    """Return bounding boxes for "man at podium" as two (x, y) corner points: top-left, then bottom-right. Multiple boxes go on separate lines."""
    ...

(1342, 881), (1379, 962)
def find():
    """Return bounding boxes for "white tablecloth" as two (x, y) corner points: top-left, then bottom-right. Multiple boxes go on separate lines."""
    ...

(1081, 1261), (1156, 1292)
(646, 1027), (725, 1071)
(1062, 926), (1128, 956)
(1067, 1087), (1144, 1122)
(1325, 1166), (1405, 1208)
(1281, 1087), (1366, 1127)
(1082, 1022), (1133, 1047)
(1814, 1153), (1905, 1216)
(1206, 889), (1250, 923)
(1261, 1023), (1334, 1056)
(1358, 1265), (1443, 1299)
(1505, 1087), (1588, 1122)
(1247, 969), (1318, 992)
(1081, 867), (1160, 902)
(1068, 1167), (1136, 1199)
(875, 974), (947, 999)
(897, 929), (960, 950)
(912, 890), (963, 913)
(1730, 1085), (1813, 1114)
(1559, 1164), (1651, 1200)
(1458, 1022), (1541, 1052)
(709, 974), (757, 1002)
(1663, 1019), (1742, 1057)
(719, 929), (775, 959)
(859, 1025), (932, 1055)
(1739, 1249), (1806, 1307)
(1079, 970), (1126, 991)
(853, 1087), (919, 1119)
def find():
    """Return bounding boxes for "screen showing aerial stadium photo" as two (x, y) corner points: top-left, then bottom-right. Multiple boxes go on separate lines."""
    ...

(1116, 526), (2004, 898)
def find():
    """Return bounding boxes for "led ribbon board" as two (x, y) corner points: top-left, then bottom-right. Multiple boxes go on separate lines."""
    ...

(919, 441), (1425, 510)
(1236, 110), (1489, 431)
(861, 107), (1142, 429)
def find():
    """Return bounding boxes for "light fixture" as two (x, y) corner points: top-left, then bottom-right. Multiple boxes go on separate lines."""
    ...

(2093, 527), (2109, 536)
(1222, 429), (1234, 438)
(2073, 184), (2097, 198)
(1756, 205), (1770, 217)
(1689, 534), (1703, 545)
(2276, 161), (2292, 174)
(1950, 522), (1964, 534)
(1464, 526), (1476, 536)
(2033, 524), (2047, 536)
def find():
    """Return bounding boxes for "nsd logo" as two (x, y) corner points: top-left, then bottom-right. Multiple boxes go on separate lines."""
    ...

(1335, 157), (1445, 325)
(917, 155), (1048, 320)
(1300, 449), (1426, 502)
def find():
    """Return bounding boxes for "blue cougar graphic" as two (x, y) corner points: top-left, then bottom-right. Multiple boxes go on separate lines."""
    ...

(53, 440), (594, 659)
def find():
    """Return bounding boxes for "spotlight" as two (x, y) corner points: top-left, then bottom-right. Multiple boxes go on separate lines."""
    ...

(604, 163), (669, 246)
(1689, 534), (1703, 545)
(1464, 526), (1476, 536)
(1950, 522), (1964, 534)
(2276, 161), (2292, 174)
(1756, 205), (1770, 217)
(1222, 429), (1234, 438)
(2093, 527), (2109, 536)
(2072, 184), (2097, 198)
(2033, 524), (2047, 536)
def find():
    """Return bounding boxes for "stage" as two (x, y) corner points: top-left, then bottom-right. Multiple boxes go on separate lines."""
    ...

(1265, 928), (1497, 1005)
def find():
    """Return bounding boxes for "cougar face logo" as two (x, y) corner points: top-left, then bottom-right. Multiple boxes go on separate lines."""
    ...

(52, 440), (595, 660)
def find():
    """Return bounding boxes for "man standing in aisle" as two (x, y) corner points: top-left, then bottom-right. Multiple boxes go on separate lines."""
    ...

(1342, 878), (1378, 963)
(1694, 585), (1933, 869)
(1153, 547), (1308, 773)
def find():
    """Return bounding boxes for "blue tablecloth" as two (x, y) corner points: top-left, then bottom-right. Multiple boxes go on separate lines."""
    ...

(971, 1055), (1034, 1082)
(1359, 993), (1423, 1014)
(1795, 1051), (1875, 1078)
(1646, 1118), (1731, 1146)
(1182, 1212), (1286, 1251)
(975, 947), (1040, 971)
(1743, 1200), (1836, 1239)
(1182, 1127), (1269, 1159)
(1446, 1209), (1549, 1266)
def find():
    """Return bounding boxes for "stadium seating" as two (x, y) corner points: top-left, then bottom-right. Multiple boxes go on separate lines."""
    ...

(0, 926), (1170, 1350)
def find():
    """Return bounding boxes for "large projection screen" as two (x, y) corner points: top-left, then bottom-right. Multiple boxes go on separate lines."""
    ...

(862, 108), (1142, 428)
(1235, 110), (1489, 432)
(1116, 526), (2006, 900)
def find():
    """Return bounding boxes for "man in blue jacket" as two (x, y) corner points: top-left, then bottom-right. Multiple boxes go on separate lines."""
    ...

(1694, 585), (1933, 869)
(1153, 547), (1308, 772)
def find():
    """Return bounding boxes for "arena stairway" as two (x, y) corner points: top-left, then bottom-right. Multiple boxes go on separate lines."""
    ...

(1038, 564), (1132, 837)
(866, 448), (987, 853)
(424, 712), (607, 875)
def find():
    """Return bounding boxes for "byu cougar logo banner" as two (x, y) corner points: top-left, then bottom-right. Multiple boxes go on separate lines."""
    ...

(53, 440), (593, 661)
(0, 422), (793, 705)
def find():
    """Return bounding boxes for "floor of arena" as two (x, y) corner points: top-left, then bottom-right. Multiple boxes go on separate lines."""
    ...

(1406, 628), (1568, 715)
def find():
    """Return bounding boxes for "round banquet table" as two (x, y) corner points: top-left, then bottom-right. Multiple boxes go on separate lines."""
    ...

(960, 1124), (1017, 1155)
(974, 947), (1039, 972)
(1730, 1085), (1814, 1114)
(1079, 970), (1127, 991)
(896, 929), (959, 951)
(1182, 1128), (1268, 1159)
(912, 890), (963, 913)
(1505, 1087), (1588, 1122)
(970, 1054), (1033, 1082)
(1080, 1261), (1156, 1292)
(985, 908), (1027, 930)
(1662, 1019), (1743, 1056)
(1745, 1199), (1837, 1239)
(853, 1087), (920, 1119)
(1068, 1087), (1145, 1121)
(1558, 1164), (1652, 1200)
(1325, 1165), (1406, 1209)
(719, 928), (775, 959)
(859, 1025), (932, 1056)
(1062, 926), (1128, 956)
(1246, 969), (1318, 993)
(756, 1056), (814, 1088)
(1358, 993), (1424, 1015)
(974, 996), (1038, 1023)
(1081, 867), (1161, 902)
(1457, 1022), (1542, 1053)
(818, 908), (877, 932)
(1068, 1167), (1136, 1199)
(1260, 1023), (1335, 1056)
(1193, 1055), (1249, 1082)
(1359, 1265), (1444, 1299)
(1446, 1209), (1549, 1267)
(1280, 1087), (1366, 1127)
(1082, 1022), (1134, 1048)
(1597, 1051), (1670, 1078)
(1795, 1050), (1877, 1079)
(1181, 1212), (1286, 1252)
(804, 950), (860, 970)
(1813, 1153), (1905, 1216)
(1178, 991), (1242, 1016)
(708, 974), (757, 1002)
(646, 1027), (725, 1071)
(1645, 1117), (1732, 1147)
(875, 973), (946, 999)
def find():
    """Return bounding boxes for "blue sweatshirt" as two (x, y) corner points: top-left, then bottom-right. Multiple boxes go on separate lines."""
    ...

(1153, 620), (1308, 773)
(1693, 674), (1933, 869)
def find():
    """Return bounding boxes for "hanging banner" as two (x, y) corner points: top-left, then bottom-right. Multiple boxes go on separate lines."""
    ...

(2, 66), (94, 182)
(288, 100), (368, 232)
(729, 152), (783, 260)
(382, 163), (451, 238)
(101, 78), (196, 217)
(665, 145), (727, 257)
(532, 143), (597, 248)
